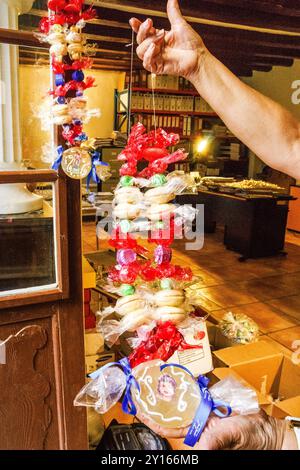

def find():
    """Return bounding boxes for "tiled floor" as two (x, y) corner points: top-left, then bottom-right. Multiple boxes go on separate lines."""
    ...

(83, 222), (300, 352)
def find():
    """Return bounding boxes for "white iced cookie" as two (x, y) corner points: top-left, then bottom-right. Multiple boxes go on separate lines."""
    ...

(114, 186), (142, 204)
(154, 289), (185, 307)
(153, 306), (187, 325)
(144, 186), (175, 204)
(120, 309), (151, 331)
(116, 295), (145, 316)
(146, 203), (176, 221)
(113, 203), (140, 220)
(132, 360), (201, 429)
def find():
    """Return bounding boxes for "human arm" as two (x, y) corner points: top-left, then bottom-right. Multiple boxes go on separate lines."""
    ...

(130, 0), (300, 180)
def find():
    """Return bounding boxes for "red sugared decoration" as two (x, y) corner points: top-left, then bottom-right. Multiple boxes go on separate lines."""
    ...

(128, 321), (202, 368)
(108, 228), (149, 256)
(48, 0), (67, 11)
(63, 0), (83, 13)
(50, 76), (96, 97)
(51, 57), (93, 73)
(118, 123), (186, 177)
(143, 147), (169, 162)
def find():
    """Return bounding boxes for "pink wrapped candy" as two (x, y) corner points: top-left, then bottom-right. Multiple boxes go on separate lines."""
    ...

(154, 245), (172, 265)
(117, 249), (137, 266)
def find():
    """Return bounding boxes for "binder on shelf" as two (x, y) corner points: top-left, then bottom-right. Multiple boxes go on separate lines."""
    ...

(144, 93), (151, 110)
(157, 95), (164, 111)
(170, 95), (176, 111)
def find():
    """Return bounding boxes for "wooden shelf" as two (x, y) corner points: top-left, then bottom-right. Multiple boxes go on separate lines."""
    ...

(132, 87), (199, 96)
(123, 109), (218, 117)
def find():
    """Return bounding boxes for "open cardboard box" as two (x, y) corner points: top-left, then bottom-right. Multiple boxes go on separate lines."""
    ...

(212, 341), (300, 417)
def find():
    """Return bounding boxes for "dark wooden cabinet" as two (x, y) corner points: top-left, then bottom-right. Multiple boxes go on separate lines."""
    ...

(0, 174), (87, 450)
(177, 191), (291, 259)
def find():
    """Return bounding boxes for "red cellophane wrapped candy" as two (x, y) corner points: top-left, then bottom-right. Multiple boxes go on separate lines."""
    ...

(128, 321), (201, 368)
(138, 149), (188, 178)
(51, 77), (96, 97)
(109, 227), (148, 256)
(40, 5), (96, 34)
(139, 262), (159, 282)
(119, 123), (186, 177)
(51, 57), (94, 74)
(62, 123), (83, 146)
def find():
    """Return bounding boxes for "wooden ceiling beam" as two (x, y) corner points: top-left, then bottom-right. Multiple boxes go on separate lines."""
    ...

(27, 8), (131, 30)
(197, 0), (300, 18)
(86, 0), (300, 35)
(20, 11), (300, 52)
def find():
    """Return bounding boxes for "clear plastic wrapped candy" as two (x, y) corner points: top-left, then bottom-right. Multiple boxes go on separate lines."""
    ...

(218, 311), (259, 344)
(74, 365), (127, 414)
(209, 376), (259, 415)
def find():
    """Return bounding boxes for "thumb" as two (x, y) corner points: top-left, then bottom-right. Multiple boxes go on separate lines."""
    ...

(167, 0), (185, 26)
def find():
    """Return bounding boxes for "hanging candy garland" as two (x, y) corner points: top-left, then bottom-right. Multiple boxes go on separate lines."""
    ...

(37, 1), (111, 186)
(73, 119), (261, 445)
(71, 30), (262, 446)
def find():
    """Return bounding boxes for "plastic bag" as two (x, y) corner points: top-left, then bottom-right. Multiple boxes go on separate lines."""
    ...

(74, 366), (126, 413)
(218, 311), (259, 345)
(209, 376), (259, 415)
(97, 306), (155, 347)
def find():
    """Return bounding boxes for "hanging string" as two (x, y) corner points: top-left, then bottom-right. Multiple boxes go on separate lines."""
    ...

(151, 70), (157, 140)
(126, 29), (158, 138)
(126, 28), (135, 135)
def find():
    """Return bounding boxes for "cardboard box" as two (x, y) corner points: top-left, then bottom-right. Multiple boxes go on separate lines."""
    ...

(212, 341), (300, 417)
(272, 396), (300, 418)
(84, 329), (104, 356)
(207, 323), (249, 350)
(85, 351), (115, 375)
(85, 354), (100, 375)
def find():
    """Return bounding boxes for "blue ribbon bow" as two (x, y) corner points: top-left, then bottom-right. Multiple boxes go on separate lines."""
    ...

(161, 364), (232, 448)
(89, 357), (140, 416)
(86, 150), (103, 190)
(52, 145), (64, 170)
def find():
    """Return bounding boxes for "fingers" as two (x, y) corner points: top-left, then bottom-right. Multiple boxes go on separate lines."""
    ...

(129, 17), (142, 34)
(136, 29), (165, 61)
(130, 18), (156, 43)
(137, 18), (156, 44)
(167, 0), (185, 26)
(142, 43), (161, 73)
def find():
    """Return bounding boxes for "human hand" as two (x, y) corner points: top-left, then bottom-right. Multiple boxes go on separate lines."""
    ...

(129, 0), (207, 82)
(138, 409), (293, 450)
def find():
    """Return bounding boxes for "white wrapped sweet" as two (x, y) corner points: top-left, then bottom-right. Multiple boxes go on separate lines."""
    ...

(74, 366), (127, 414)
(219, 311), (259, 344)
